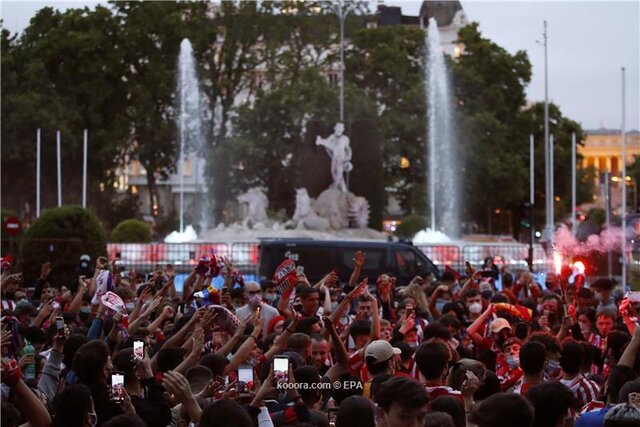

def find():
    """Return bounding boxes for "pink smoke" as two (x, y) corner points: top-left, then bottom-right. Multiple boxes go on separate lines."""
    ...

(553, 225), (630, 257)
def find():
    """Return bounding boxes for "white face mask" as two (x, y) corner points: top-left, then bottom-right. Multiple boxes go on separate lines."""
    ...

(469, 302), (483, 314)
(264, 293), (277, 303)
(546, 359), (560, 374)
(125, 302), (135, 313)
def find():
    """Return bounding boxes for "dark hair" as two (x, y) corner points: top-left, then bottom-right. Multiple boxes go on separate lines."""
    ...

(300, 287), (319, 299)
(606, 331), (632, 362)
(431, 395), (465, 427)
(520, 341), (546, 376)
(332, 373), (363, 404)
(415, 342), (449, 380)
(295, 317), (320, 335)
(375, 377), (428, 412)
(619, 379), (640, 403)
(335, 395), (376, 427)
(560, 339), (584, 375)
(423, 323), (451, 341)
(156, 347), (186, 373)
(23, 326), (46, 344)
(102, 414), (147, 427)
(112, 348), (137, 384)
(439, 314), (461, 331)
(606, 366), (638, 404)
(294, 366), (322, 403)
(528, 332), (561, 355)
(462, 288), (481, 301)
(199, 353), (229, 377)
(73, 340), (109, 385)
(441, 303), (465, 321)
(578, 307), (597, 324)
(441, 272), (456, 282)
(186, 365), (213, 394)
(366, 356), (391, 376)
(261, 281), (276, 291)
(63, 333), (88, 368)
(469, 393), (534, 427)
(199, 399), (253, 427)
(369, 374), (393, 400)
(578, 287), (594, 299)
(349, 320), (371, 339)
(525, 382), (575, 427)
(52, 384), (93, 427)
(424, 412), (454, 427)
(287, 333), (311, 355)
(474, 370), (501, 401)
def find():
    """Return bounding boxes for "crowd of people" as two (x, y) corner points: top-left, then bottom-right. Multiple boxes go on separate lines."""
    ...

(2, 250), (640, 427)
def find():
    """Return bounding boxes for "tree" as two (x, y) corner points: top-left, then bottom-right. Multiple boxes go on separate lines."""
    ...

(111, 219), (152, 243)
(19, 206), (106, 284)
(1, 6), (129, 219)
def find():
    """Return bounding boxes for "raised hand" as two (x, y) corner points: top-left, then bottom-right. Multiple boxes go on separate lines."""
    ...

(460, 370), (480, 400)
(353, 251), (365, 268)
(162, 370), (195, 405)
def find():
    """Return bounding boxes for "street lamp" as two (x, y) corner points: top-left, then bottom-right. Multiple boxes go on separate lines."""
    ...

(334, 0), (358, 122)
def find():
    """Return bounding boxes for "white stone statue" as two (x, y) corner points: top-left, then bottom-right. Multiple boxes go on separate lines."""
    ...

(315, 122), (353, 192)
(237, 187), (269, 228)
(292, 188), (330, 230)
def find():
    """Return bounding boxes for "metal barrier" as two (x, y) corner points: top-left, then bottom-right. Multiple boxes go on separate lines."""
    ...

(106, 242), (259, 276)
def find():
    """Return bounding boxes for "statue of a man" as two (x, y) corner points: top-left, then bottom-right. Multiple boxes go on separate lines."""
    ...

(315, 122), (353, 192)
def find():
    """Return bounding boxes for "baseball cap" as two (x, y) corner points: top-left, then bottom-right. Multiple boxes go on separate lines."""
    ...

(490, 318), (512, 334)
(365, 340), (401, 364)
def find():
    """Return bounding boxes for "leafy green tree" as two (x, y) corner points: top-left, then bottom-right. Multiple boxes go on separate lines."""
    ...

(1, 6), (129, 218)
(19, 206), (106, 284)
(111, 219), (152, 243)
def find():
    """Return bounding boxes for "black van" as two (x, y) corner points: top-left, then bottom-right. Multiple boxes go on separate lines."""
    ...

(258, 240), (439, 286)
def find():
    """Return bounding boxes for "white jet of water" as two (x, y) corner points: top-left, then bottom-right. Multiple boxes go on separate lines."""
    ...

(177, 38), (207, 234)
(425, 18), (459, 237)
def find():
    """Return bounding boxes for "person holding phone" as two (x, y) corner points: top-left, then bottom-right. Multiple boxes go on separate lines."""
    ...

(73, 340), (135, 424)
(112, 348), (172, 427)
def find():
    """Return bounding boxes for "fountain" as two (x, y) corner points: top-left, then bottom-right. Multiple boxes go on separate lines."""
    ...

(166, 39), (208, 243)
(425, 18), (460, 238)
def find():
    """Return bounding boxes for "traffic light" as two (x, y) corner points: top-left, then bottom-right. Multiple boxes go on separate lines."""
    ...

(521, 202), (533, 228)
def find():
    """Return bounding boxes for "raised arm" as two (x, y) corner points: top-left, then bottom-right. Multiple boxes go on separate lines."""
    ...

(347, 251), (365, 291)
(67, 278), (88, 314)
(467, 304), (494, 343)
(1, 358), (51, 427)
(324, 317), (349, 382)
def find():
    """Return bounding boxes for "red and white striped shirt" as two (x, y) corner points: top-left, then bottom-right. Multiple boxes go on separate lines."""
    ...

(425, 385), (463, 402)
(560, 374), (601, 409)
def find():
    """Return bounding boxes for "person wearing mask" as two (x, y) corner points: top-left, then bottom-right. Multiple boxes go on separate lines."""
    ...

(591, 279), (617, 312)
(374, 377), (429, 427)
(461, 289), (484, 323)
(261, 281), (278, 306)
(496, 337), (523, 391)
(235, 281), (278, 337)
(528, 332), (563, 380)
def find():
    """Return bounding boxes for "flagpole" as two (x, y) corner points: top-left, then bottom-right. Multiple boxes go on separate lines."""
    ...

(56, 130), (62, 207)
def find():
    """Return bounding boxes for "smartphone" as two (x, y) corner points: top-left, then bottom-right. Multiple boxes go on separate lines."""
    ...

(296, 266), (304, 275)
(273, 355), (289, 388)
(406, 302), (414, 316)
(110, 372), (125, 403)
(255, 305), (261, 317)
(133, 340), (144, 363)
(237, 365), (254, 393)
(55, 316), (65, 336)
(328, 408), (338, 427)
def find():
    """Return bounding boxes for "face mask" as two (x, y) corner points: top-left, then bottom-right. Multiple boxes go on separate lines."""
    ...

(546, 359), (560, 374)
(80, 306), (91, 314)
(264, 293), (277, 303)
(248, 295), (262, 307)
(506, 355), (520, 368)
(594, 291), (604, 302)
(125, 302), (135, 313)
(331, 302), (339, 312)
(469, 303), (482, 314)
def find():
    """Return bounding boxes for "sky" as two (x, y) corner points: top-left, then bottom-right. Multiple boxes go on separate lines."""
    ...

(2, 0), (639, 131)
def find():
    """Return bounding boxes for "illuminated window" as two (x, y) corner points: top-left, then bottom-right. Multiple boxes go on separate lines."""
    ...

(599, 157), (607, 171)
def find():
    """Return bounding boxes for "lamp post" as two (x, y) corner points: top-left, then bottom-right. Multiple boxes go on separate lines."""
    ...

(621, 67), (627, 287)
(335, 0), (357, 122)
(542, 20), (554, 253)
